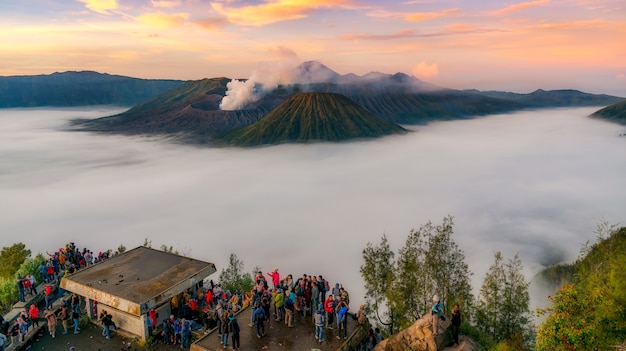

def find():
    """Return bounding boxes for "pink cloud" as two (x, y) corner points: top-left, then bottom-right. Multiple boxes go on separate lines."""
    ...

(412, 62), (439, 79)
(491, 0), (550, 16)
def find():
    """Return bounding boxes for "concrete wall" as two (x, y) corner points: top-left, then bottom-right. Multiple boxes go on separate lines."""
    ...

(98, 302), (146, 340)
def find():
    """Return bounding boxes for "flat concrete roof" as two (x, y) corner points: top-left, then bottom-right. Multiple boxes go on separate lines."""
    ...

(61, 246), (216, 316)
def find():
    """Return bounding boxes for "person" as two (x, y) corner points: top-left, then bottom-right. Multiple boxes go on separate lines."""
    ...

(267, 268), (280, 289)
(28, 304), (40, 328)
(72, 309), (80, 334)
(0, 332), (7, 351)
(180, 318), (191, 349)
(101, 313), (113, 339)
(374, 327), (383, 344)
(253, 304), (266, 338)
(284, 291), (294, 328)
(58, 305), (70, 335)
(324, 294), (335, 329)
(148, 308), (158, 336)
(229, 313), (240, 350)
(451, 304), (461, 346)
(431, 295), (442, 336)
(336, 299), (349, 339)
(356, 304), (367, 325)
(45, 309), (57, 338)
(274, 288), (284, 322)
(314, 304), (325, 343)
(44, 284), (54, 310)
(17, 275), (25, 303)
(219, 312), (229, 347)
(9, 321), (19, 346)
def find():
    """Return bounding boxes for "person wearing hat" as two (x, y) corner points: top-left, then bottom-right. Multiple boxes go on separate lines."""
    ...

(356, 304), (367, 325)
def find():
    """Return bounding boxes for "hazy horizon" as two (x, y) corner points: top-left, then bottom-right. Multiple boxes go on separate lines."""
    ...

(1, 106), (625, 310)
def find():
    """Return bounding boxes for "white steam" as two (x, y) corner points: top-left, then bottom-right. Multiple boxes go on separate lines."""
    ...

(220, 57), (301, 111)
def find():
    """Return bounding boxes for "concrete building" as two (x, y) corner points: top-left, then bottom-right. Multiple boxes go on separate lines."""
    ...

(60, 246), (216, 341)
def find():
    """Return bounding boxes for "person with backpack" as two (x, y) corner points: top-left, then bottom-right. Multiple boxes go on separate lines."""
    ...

(229, 313), (240, 350)
(219, 311), (229, 347)
(431, 295), (442, 336)
(284, 291), (295, 328)
(45, 309), (57, 338)
(253, 304), (266, 338)
(101, 313), (113, 339)
(324, 294), (335, 330)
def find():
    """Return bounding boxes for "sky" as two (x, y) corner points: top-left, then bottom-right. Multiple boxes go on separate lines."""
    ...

(0, 0), (625, 95)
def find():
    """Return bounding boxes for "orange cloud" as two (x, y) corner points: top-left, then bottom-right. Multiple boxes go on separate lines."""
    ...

(135, 13), (189, 28)
(192, 17), (230, 31)
(530, 19), (606, 30)
(404, 8), (460, 22)
(77, 0), (119, 14)
(491, 0), (550, 16)
(211, 0), (355, 26)
(412, 61), (439, 79)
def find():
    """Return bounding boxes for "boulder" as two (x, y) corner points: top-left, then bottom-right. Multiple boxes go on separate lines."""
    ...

(374, 314), (451, 351)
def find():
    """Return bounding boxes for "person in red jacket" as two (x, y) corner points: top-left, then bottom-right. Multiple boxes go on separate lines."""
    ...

(29, 304), (40, 327)
(324, 295), (335, 329)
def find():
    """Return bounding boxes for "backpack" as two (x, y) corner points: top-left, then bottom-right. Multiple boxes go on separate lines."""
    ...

(231, 319), (240, 334)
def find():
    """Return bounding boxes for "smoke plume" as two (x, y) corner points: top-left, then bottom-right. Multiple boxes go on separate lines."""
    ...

(220, 50), (301, 111)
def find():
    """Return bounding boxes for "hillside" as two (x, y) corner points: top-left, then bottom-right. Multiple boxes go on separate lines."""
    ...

(536, 226), (626, 349)
(76, 78), (274, 143)
(218, 92), (407, 146)
(590, 99), (626, 125)
(0, 71), (183, 107)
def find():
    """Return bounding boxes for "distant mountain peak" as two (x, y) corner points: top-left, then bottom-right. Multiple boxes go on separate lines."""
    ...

(294, 61), (341, 83)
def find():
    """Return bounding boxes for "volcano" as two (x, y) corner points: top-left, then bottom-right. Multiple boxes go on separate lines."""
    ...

(219, 92), (407, 146)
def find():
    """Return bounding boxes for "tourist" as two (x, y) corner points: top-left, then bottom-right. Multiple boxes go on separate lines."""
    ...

(314, 304), (325, 343)
(72, 309), (80, 334)
(253, 303), (266, 338)
(336, 299), (349, 340)
(431, 295), (442, 336)
(324, 294), (335, 329)
(28, 304), (40, 328)
(229, 313), (240, 350)
(451, 304), (462, 346)
(45, 309), (57, 338)
(356, 304), (367, 325)
(44, 283), (54, 310)
(267, 267), (280, 289)
(180, 318), (191, 349)
(101, 313), (113, 339)
(274, 288), (284, 322)
(284, 289), (295, 328)
(0, 332), (7, 351)
(58, 305), (70, 334)
(17, 275), (25, 303)
(219, 312), (229, 347)
(9, 320), (20, 346)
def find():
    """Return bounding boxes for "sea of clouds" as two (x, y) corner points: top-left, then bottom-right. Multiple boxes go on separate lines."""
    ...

(1, 106), (625, 311)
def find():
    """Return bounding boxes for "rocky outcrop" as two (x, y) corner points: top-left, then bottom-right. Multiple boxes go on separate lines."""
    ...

(374, 314), (451, 351)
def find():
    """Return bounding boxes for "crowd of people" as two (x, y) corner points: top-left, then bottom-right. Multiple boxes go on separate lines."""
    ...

(2, 241), (119, 349)
(2, 242), (398, 351)
(153, 267), (385, 350)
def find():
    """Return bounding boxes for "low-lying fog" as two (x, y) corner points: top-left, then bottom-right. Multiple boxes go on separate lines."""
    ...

(1, 106), (625, 311)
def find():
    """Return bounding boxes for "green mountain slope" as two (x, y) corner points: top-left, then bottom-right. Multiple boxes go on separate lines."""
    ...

(219, 92), (407, 146)
(590, 99), (626, 125)
(76, 78), (272, 142)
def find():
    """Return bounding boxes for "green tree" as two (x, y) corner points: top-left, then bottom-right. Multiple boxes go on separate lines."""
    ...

(361, 216), (473, 333)
(360, 235), (397, 334)
(536, 225), (626, 350)
(219, 253), (254, 293)
(0, 243), (31, 278)
(476, 252), (534, 349)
